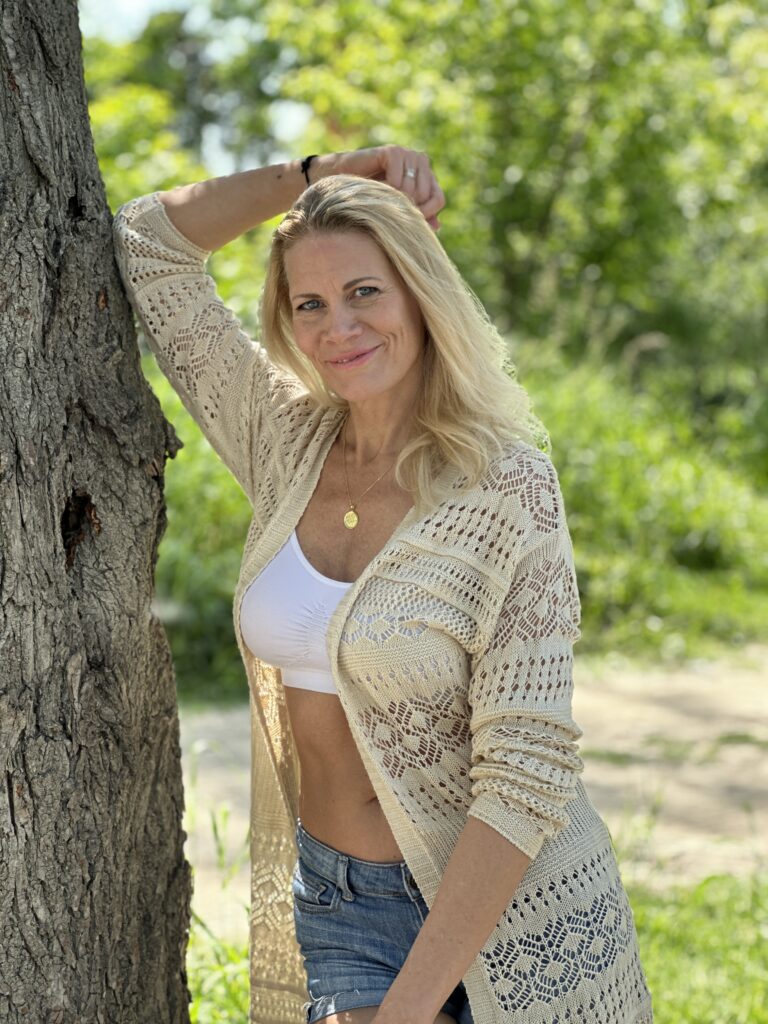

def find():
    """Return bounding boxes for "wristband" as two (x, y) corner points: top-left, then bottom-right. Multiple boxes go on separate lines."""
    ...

(300, 155), (318, 187)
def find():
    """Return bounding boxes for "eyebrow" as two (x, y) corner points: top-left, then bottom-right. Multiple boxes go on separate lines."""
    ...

(290, 276), (384, 301)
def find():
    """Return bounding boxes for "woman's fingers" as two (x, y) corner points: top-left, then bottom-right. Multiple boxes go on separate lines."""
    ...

(375, 146), (445, 230)
(324, 145), (446, 231)
(418, 171), (446, 226)
(393, 149), (419, 198)
(381, 146), (424, 199)
(412, 151), (434, 208)
(333, 145), (403, 184)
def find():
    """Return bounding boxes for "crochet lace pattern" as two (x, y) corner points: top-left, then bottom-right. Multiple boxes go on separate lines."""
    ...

(113, 192), (653, 1024)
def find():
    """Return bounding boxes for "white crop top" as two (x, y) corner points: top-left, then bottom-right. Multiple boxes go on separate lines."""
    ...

(239, 529), (353, 694)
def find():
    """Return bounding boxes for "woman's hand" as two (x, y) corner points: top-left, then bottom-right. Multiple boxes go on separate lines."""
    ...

(311, 145), (446, 231)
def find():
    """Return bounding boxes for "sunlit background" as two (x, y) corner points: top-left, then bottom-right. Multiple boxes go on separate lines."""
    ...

(75, 2), (768, 1019)
(79, 0), (768, 683)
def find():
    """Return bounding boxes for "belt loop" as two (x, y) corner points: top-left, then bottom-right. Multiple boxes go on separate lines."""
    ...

(401, 863), (419, 901)
(337, 855), (354, 901)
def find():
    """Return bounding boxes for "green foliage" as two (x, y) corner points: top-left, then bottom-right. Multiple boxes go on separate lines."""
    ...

(518, 344), (768, 659)
(80, 0), (768, 701)
(220, 0), (768, 373)
(89, 82), (208, 207)
(188, 914), (250, 1023)
(84, 21), (208, 208)
(142, 355), (253, 707)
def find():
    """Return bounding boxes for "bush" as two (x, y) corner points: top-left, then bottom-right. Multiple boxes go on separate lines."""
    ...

(142, 354), (252, 707)
(518, 344), (768, 662)
(143, 340), (768, 705)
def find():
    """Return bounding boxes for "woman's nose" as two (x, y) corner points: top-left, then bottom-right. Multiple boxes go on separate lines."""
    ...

(323, 304), (363, 342)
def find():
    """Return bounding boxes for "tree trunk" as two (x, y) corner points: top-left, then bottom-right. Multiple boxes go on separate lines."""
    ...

(0, 2), (193, 1021)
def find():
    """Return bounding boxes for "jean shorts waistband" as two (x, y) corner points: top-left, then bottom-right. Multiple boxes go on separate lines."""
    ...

(295, 817), (423, 902)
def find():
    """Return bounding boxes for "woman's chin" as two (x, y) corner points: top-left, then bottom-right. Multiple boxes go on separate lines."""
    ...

(324, 376), (384, 406)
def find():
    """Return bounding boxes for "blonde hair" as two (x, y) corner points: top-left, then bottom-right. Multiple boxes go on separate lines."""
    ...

(260, 174), (546, 515)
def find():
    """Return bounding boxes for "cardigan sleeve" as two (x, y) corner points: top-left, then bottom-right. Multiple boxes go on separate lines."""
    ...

(466, 449), (585, 861)
(112, 191), (303, 502)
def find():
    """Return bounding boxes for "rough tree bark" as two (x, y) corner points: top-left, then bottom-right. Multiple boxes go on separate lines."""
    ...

(0, 1), (194, 1020)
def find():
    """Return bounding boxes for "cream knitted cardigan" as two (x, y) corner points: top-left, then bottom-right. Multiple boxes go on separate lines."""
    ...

(113, 192), (654, 1024)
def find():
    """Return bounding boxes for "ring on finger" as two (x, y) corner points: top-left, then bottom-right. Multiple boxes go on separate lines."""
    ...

(405, 166), (417, 178)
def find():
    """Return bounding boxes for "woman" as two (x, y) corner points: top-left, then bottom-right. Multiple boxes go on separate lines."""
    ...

(113, 145), (653, 1024)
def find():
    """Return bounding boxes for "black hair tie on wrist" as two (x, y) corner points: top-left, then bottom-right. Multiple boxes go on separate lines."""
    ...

(301, 154), (318, 187)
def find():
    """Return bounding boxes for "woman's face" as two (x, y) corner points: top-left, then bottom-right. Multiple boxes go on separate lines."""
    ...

(284, 230), (426, 407)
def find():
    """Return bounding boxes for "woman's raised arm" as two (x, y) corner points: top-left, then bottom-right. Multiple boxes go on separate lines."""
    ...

(157, 146), (445, 249)
(111, 146), (444, 506)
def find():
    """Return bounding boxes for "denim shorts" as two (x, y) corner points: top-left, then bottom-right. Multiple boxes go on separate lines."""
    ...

(293, 818), (473, 1024)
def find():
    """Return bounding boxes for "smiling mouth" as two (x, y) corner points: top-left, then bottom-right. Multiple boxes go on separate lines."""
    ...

(327, 345), (381, 367)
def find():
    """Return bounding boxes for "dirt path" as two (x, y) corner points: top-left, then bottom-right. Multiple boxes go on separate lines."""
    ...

(178, 642), (768, 942)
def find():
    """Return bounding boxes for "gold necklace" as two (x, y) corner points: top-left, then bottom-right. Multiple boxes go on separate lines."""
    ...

(341, 418), (397, 529)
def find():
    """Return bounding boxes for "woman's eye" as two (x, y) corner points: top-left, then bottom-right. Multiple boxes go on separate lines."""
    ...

(295, 287), (378, 313)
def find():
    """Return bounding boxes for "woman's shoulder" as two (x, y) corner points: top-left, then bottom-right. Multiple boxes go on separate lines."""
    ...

(484, 439), (568, 540)
(447, 438), (562, 511)
(432, 438), (568, 554)
(397, 440), (566, 601)
(482, 437), (558, 487)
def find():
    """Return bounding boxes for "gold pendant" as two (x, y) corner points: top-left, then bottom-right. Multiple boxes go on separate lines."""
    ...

(343, 507), (359, 529)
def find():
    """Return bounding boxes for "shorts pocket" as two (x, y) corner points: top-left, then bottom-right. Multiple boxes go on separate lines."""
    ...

(292, 857), (343, 914)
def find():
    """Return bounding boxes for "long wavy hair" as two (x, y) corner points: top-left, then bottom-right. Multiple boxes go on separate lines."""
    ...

(259, 173), (547, 514)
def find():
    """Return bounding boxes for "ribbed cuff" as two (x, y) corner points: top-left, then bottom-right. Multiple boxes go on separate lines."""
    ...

(466, 793), (548, 861)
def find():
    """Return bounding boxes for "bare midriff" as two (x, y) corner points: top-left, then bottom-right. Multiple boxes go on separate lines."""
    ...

(286, 429), (414, 864)
(286, 687), (405, 863)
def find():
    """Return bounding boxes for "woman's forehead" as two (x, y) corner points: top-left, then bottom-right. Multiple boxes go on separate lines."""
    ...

(284, 231), (392, 283)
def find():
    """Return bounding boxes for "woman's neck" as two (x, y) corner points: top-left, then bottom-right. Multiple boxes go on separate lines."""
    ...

(341, 407), (416, 466)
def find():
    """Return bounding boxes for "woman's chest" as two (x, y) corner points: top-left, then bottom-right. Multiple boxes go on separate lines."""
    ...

(294, 459), (414, 584)
(240, 436), (507, 694)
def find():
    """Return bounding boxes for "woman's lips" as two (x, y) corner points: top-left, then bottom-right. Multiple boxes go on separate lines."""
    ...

(327, 345), (381, 369)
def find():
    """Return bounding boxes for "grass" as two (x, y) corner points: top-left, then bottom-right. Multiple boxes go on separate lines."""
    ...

(629, 873), (768, 1024)
(182, 656), (768, 1022)
(583, 730), (768, 769)
(186, 871), (768, 1023)
(187, 913), (250, 1024)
